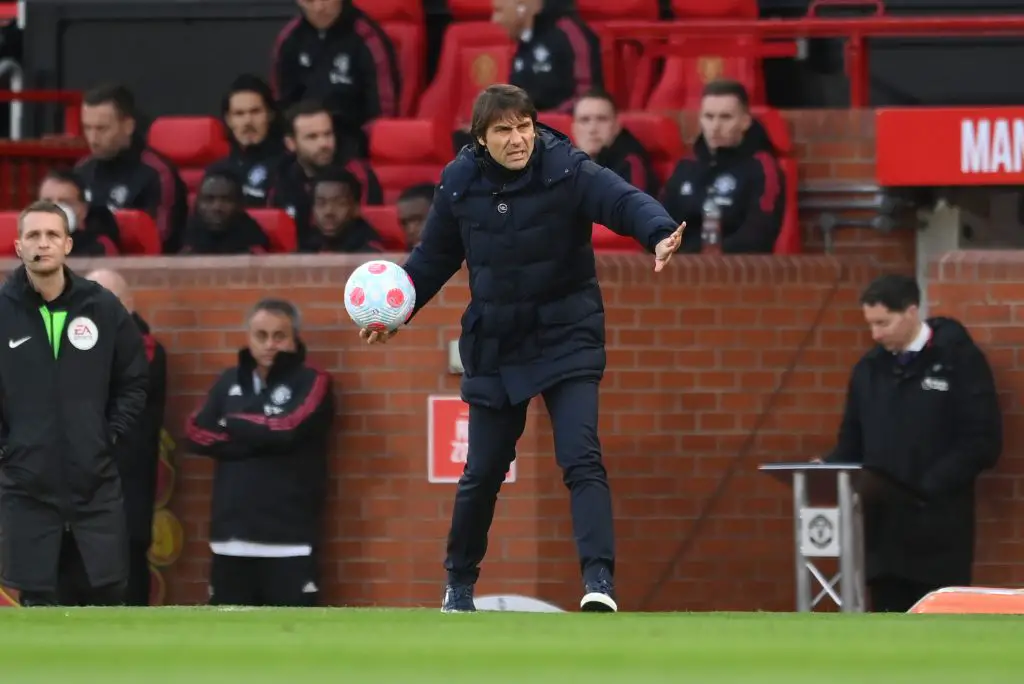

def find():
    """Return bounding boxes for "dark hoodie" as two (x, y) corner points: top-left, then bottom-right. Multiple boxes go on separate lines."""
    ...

(825, 316), (1001, 587)
(70, 206), (122, 257)
(661, 119), (785, 254)
(74, 137), (188, 254)
(300, 217), (384, 254)
(595, 128), (660, 197)
(180, 210), (270, 256)
(509, 5), (603, 112)
(209, 136), (288, 209)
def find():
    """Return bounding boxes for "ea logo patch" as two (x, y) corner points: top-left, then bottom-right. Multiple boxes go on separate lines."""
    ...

(67, 316), (98, 351)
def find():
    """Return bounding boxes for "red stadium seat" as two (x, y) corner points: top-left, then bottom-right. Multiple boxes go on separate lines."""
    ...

(354, 0), (426, 116)
(369, 118), (448, 203)
(416, 22), (513, 128)
(361, 205), (408, 251)
(113, 210), (162, 255)
(670, 0), (758, 18)
(537, 112), (574, 140)
(750, 106), (800, 254)
(578, 0), (659, 21)
(592, 224), (643, 252)
(645, 36), (764, 110)
(617, 112), (684, 184)
(0, 211), (17, 256)
(353, 0), (423, 23)
(147, 117), (230, 193)
(447, 0), (492, 21)
(247, 209), (297, 253)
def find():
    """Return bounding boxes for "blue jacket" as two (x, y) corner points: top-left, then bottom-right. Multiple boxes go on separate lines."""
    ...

(403, 126), (677, 407)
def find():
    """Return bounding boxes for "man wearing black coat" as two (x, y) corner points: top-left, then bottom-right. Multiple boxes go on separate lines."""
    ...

(0, 201), (148, 607)
(823, 274), (1002, 613)
(360, 84), (685, 614)
(86, 269), (167, 606)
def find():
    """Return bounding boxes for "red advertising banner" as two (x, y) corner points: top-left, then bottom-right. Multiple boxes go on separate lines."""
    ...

(427, 395), (517, 484)
(876, 107), (1024, 186)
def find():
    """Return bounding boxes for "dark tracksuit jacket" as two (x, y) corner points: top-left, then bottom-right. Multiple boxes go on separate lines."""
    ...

(69, 206), (122, 257)
(0, 266), (148, 592)
(299, 217), (384, 253)
(183, 346), (333, 547)
(510, 10), (603, 113)
(825, 317), (1002, 587)
(595, 129), (660, 197)
(75, 140), (189, 254)
(661, 119), (785, 254)
(207, 136), (288, 208)
(271, 4), (401, 158)
(111, 313), (166, 550)
(269, 156), (383, 246)
(403, 125), (677, 408)
(180, 212), (271, 255)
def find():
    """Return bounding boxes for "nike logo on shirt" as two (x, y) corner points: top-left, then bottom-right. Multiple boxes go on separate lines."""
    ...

(8, 336), (30, 348)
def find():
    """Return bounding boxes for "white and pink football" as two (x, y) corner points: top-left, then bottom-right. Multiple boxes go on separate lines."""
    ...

(344, 260), (417, 332)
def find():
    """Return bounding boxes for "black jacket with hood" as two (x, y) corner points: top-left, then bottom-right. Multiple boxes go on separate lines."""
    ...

(595, 128), (660, 197)
(825, 317), (1002, 586)
(0, 266), (149, 592)
(661, 119), (785, 254)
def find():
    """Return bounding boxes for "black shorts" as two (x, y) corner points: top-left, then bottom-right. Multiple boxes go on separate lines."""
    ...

(208, 554), (319, 607)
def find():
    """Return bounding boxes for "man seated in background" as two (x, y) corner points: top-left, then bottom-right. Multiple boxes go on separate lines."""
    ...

(302, 167), (384, 253)
(270, 100), (382, 237)
(85, 268), (167, 606)
(271, 0), (401, 159)
(660, 79), (784, 254)
(185, 298), (333, 608)
(208, 74), (286, 207)
(572, 90), (658, 196)
(181, 170), (270, 255)
(38, 170), (122, 256)
(75, 83), (188, 253)
(395, 183), (434, 249)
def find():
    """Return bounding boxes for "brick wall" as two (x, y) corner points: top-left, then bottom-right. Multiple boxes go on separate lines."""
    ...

(23, 252), (892, 611)
(930, 252), (1024, 586)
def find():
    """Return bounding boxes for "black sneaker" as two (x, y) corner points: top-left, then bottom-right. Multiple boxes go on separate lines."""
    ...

(580, 568), (618, 613)
(441, 583), (476, 613)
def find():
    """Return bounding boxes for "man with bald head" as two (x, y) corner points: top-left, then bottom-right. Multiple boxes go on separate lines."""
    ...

(86, 268), (167, 606)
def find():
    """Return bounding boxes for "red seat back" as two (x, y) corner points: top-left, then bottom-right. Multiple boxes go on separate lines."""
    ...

(0, 212), (17, 256)
(147, 117), (229, 193)
(380, 23), (426, 116)
(592, 224), (643, 252)
(537, 113), (574, 140)
(618, 112), (684, 184)
(646, 36), (764, 111)
(447, 0), (493, 21)
(353, 0), (423, 23)
(361, 205), (407, 251)
(416, 22), (513, 128)
(247, 209), (297, 253)
(113, 210), (162, 255)
(369, 118), (448, 203)
(670, 0), (758, 18)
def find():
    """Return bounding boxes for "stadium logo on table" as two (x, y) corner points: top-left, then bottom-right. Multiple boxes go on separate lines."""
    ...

(807, 514), (834, 550)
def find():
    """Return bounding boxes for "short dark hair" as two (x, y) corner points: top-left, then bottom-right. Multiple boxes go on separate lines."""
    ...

(221, 74), (277, 116)
(41, 169), (85, 200)
(83, 83), (137, 119)
(397, 183), (435, 203)
(859, 274), (921, 312)
(574, 89), (617, 115)
(284, 99), (330, 137)
(313, 166), (362, 203)
(701, 79), (750, 110)
(200, 168), (243, 199)
(19, 200), (70, 236)
(470, 84), (537, 140)
(249, 298), (302, 332)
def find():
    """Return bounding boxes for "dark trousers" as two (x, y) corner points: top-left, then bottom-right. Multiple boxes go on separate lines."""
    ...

(869, 575), (942, 613)
(444, 377), (615, 586)
(20, 530), (125, 607)
(208, 554), (319, 607)
(124, 541), (152, 606)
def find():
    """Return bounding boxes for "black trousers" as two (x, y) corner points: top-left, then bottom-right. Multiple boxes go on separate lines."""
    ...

(20, 530), (126, 607)
(208, 554), (319, 607)
(124, 541), (152, 606)
(869, 575), (942, 613)
(444, 377), (615, 586)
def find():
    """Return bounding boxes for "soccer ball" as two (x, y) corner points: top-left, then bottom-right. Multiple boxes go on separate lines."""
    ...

(344, 260), (417, 332)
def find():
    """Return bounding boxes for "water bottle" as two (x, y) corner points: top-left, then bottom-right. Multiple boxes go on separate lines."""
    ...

(701, 194), (722, 254)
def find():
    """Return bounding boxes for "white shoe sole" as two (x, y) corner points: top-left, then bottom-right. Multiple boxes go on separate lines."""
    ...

(580, 592), (618, 612)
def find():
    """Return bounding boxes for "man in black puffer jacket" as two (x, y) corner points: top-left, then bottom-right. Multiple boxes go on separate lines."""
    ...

(359, 84), (685, 615)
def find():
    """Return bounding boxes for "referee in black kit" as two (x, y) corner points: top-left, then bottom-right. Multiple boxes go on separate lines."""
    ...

(823, 274), (1002, 613)
(0, 200), (148, 606)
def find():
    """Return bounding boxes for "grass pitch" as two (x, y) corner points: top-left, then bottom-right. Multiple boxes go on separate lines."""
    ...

(0, 608), (1021, 683)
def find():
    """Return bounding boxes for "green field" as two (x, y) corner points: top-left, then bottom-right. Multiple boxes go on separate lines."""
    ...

(0, 608), (1021, 683)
